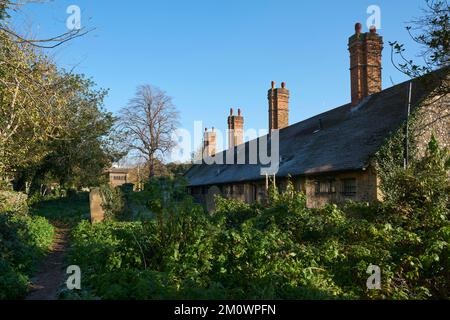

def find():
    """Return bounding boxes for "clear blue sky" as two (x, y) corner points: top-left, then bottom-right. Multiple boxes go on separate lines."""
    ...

(12, 0), (425, 158)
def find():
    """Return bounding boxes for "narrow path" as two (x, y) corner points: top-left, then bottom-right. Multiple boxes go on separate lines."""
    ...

(25, 223), (69, 300)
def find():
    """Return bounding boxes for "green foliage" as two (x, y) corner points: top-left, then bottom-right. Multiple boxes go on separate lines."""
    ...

(30, 192), (90, 226)
(377, 131), (449, 219)
(0, 212), (54, 299)
(33, 73), (122, 190)
(99, 185), (128, 221)
(1, 26), (120, 192)
(65, 139), (449, 300)
(165, 162), (192, 178)
(0, 191), (28, 215)
(373, 134), (450, 298)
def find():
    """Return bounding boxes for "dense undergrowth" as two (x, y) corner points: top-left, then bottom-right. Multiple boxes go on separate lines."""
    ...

(65, 137), (449, 300)
(30, 192), (90, 226)
(0, 205), (54, 299)
(65, 193), (449, 300)
(1, 136), (447, 300)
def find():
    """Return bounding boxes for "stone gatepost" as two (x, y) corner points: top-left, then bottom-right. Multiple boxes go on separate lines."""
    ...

(89, 188), (105, 223)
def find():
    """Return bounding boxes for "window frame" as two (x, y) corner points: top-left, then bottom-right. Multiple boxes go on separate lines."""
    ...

(314, 178), (336, 195)
(341, 178), (357, 196)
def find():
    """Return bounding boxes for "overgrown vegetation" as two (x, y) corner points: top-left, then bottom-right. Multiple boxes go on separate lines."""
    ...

(64, 137), (449, 300)
(30, 193), (90, 226)
(0, 0), (448, 301)
(0, 194), (55, 299)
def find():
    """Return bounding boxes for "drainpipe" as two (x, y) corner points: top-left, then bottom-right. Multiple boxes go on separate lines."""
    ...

(404, 82), (413, 169)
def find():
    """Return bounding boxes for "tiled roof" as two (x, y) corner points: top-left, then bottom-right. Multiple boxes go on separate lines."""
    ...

(185, 73), (443, 187)
(108, 168), (130, 174)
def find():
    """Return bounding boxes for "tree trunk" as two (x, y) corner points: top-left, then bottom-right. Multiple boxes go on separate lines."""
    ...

(148, 156), (155, 180)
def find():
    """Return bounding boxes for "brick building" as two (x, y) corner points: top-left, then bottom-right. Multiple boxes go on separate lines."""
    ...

(107, 168), (130, 187)
(185, 23), (449, 208)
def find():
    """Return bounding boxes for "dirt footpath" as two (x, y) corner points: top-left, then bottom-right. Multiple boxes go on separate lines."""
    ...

(25, 224), (69, 300)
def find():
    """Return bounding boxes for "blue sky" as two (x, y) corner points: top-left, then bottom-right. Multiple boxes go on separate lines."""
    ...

(12, 0), (426, 158)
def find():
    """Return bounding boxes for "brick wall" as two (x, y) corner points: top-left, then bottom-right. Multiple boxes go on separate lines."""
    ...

(303, 168), (379, 208)
(189, 167), (381, 209)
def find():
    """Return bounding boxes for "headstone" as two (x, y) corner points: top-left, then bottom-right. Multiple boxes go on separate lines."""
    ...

(89, 188), (105, 223)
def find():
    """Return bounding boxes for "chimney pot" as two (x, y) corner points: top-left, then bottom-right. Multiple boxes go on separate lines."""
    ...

(230, 108), (234, 115)
(271, 81), (275, 89)
(355, 22), (362, 34)
(203, 126), (216, 157)
(349, 23), (383, 105)
(268, 81), (290, 131)
(228, 107), (244, 149)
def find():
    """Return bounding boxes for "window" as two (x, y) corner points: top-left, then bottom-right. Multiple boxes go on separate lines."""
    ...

(113, 175), (126, 181)
(342, 178), (357, 196)
(315, 179), (336, 195)
(295, 179), (303, 193)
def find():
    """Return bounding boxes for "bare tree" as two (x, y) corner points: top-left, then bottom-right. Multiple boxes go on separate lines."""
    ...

(118, 85), (180, 179)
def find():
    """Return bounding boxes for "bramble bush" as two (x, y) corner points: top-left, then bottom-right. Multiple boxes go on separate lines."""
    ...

(66, 137), (449, 300)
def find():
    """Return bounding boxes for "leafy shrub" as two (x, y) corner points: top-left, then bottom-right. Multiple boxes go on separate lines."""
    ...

(0, 212), (54, 299)
(0, 191), (28, 215)
(30, 192), (90, 225)
(67, 180), (449, 300)
(65, 138), (449, 300)
(99, 185), (128, 221)
(119, 183), (135, 194)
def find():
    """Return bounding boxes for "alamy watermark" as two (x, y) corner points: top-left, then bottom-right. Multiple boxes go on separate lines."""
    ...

(366, 5), (381, 30)
(66, 5), (81, 31)
(170, 122), (280, 175)
(66, 265), (81, 290)
(366, 265), (381, 290)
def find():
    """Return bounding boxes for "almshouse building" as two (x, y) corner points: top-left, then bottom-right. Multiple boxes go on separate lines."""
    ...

(184, 23), (449, 208)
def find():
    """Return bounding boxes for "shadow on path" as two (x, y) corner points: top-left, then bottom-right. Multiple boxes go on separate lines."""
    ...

(25, 223), (69, 300)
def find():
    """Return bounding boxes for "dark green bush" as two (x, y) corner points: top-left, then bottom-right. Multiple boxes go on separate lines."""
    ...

(66, 138), (449, 300)
(0, 212), (54, 299)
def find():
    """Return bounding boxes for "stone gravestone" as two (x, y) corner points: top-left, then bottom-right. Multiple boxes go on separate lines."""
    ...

(89, 188), (105, 223)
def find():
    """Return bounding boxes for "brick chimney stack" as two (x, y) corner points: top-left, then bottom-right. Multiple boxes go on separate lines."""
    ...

(203, 127), (217, 157)
(268, 81), (289, 131)
(348, 23), (383, 106)
(227, 107), (244, 149)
